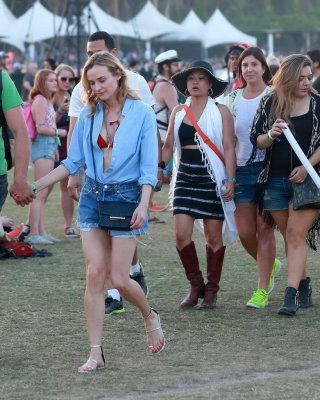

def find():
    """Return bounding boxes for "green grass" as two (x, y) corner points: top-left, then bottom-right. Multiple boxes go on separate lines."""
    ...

(1, 180), (320, 400)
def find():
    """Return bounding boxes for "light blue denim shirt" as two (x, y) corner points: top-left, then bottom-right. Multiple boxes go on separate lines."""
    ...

(62, 97), (158, 187)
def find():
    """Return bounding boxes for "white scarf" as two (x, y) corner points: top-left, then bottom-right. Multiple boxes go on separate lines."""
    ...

(170, 96), (238, 245)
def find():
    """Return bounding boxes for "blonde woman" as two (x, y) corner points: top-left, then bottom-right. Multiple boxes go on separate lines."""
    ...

(25, 52), (165, 371)
(251, 54), (320, 315)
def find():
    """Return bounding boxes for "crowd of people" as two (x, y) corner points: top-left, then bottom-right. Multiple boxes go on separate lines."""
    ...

(1, 31), (320, 372)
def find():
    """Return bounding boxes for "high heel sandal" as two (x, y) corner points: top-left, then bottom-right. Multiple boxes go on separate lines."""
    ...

(78, 345), (106, 373)
(144, 308), (166, 355)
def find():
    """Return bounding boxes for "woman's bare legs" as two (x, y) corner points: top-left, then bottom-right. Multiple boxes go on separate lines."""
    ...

(28, 158), (54, 235)
(80, 228), (111, 369)
(174, 214), (195, 250)
(256, 213), (276, 289)
(110, 237), (164, 353)
(203, 218), (223, 251)
(235, 203), (276, 290)
(235, 203), (258, 258)
(285, 207), (318, 288)
(79, 231), (164, 371)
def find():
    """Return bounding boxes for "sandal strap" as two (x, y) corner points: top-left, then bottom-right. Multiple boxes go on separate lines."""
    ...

(146, 326), (161, 333)
(90, 344), (106, 366)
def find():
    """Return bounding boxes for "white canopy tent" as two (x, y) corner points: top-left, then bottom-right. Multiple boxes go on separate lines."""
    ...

(203, 8), (257, 49)
(81, 1), (137, 38)
(156, 9), (204, 42)
(0, 0), (15, 28)
(129, 1), (183, 41)
(4, 0), (68, 51)
(0, 0), (19, 48)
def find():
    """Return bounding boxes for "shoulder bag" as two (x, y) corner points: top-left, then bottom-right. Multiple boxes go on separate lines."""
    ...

(292, 174), (320, 210)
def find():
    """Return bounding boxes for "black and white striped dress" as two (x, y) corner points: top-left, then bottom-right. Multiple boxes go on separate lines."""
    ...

(173, 122), (224, 220)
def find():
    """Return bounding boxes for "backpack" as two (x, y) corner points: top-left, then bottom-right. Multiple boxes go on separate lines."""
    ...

(0, 240), (52, 259)
(23, 101), (37, 141)
(0, 70), (13, 170)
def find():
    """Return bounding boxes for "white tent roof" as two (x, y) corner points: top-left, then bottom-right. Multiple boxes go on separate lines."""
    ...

(0, 0), (16, 44)
(0, 0), (15, 25)
(182, 10), (205, 32)
(8, 0), (67, 47)
(203, 8), (257, 49)
(82, 1), (137, 38)
(129, 1), (183, 40)
(156, 9), (204, 42)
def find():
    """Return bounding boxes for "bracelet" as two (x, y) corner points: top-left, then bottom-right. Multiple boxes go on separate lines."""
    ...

(267, 130), (275, 141)
(55, 128), (59, 136)
(223, 177), (236, 184)
(31, 183), (37, 194)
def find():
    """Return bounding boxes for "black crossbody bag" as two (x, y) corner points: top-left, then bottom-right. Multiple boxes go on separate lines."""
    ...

(89, 116), (137, 230)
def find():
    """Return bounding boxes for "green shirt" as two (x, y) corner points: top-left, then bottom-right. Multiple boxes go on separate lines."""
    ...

(0, 71), (23, 175)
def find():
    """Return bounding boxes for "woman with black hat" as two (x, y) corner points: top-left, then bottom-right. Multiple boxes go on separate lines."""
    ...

(161, 60), (237, 310)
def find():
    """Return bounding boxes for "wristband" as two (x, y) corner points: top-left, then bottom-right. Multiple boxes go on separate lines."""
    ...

(224, 177), (236, 183)
(31, 183), (37, 194)
(55, 129), (61, 146)
(158, 161), (165, 170)
(267, 130), (275, 141)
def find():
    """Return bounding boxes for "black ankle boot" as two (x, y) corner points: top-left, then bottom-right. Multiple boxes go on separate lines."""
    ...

(298, 277), (312, 308)
(278, 287), (299, 316)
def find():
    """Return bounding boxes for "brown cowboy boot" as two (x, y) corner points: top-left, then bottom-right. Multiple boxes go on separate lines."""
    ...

(199, 245), (226, 309)
(176, 241), (205, 308)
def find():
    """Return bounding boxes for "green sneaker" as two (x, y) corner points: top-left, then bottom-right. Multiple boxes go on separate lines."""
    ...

(267, 258), (282, 294)
(246, 289), (268, 309)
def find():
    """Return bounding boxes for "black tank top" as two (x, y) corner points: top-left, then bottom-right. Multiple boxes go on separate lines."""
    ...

(178, 122), (197, 147)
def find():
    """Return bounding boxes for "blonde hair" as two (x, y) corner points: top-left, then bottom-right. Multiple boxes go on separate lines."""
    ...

(54, 63), (75, 78)
(29, 69), (56, 102)
(269, 54), (314, 123)
(81, 51), (139, 116)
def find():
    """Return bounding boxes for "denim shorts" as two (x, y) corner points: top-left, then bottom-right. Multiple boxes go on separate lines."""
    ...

(31, 134), (58, 162)
(234, 161), (264, 204)
(78, 176), (148, 237)
(0, 174), (8, 211)
(263, 176), (293, 211)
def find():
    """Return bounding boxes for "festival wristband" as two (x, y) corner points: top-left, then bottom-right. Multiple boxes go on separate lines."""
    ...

(224, 177), (236, 183)
(31, 183), (37, 194)
(55, 129), (61, 146)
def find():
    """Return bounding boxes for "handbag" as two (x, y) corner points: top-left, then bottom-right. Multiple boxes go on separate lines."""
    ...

(292, 174), (320, 210)
(89, 116), (137, 230)
(97, 200), (137, 230)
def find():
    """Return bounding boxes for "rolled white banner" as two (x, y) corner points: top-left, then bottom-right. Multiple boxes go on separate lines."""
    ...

(282, 126), (320, 189)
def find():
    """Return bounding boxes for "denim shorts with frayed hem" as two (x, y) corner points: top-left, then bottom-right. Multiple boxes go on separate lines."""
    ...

(263, 176), (293, 211)
(234, 161), (264, 204)
(31, 134), (57, 162)
(78, 176), (148, 237)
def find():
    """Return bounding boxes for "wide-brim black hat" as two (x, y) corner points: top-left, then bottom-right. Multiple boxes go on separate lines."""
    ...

(172, 60), (228, 98)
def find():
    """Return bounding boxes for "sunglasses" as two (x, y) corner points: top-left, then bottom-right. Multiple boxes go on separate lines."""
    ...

(60, 77), (75, 83)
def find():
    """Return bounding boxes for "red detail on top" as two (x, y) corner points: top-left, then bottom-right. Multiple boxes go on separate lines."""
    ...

(97, 134), (112, 149)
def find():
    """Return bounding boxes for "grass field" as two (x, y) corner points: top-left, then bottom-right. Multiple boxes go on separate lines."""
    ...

(1, 180), (320, 400)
